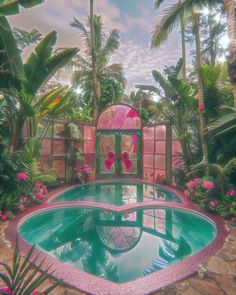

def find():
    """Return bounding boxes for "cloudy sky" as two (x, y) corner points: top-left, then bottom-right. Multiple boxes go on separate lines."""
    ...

(9, 0), (184, 93)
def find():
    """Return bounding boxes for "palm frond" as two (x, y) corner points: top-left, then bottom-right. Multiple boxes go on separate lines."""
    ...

(135, 84), (161, 96)
(70, 17), (91, 50)
(105, 63), (126, 87)
(93, 15), (103, 53)
(151, 0), (224, 48)
(154, 0), (166, 8)
(223, 158), (236, 175)
(100, 29), (119, 66)
(208, 112), (236, 135)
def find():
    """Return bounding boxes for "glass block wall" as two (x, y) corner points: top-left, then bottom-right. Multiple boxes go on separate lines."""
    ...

(83, 125), (96, 180)
(39, 118), (67, 184)
(38, 106), (182, 184)
(142, 125), (168, 183)
(39, 119), (96, 184)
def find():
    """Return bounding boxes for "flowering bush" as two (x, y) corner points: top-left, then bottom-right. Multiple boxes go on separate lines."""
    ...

(155, 173), (171, 185)
(0, 172), (49, 222)
(75, 164), (91, 184)
(186, 177), (236, 218)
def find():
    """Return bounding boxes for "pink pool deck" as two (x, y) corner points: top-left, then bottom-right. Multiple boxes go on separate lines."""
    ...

(5, 183), (229, 295)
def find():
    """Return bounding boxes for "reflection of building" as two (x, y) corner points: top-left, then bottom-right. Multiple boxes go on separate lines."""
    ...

(37, 207), (191, 283)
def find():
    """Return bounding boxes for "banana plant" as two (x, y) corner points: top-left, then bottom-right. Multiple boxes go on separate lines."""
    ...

(0, 17), (78, 152)
(137, 60), (200, 170)
(0, 0), (43, 16)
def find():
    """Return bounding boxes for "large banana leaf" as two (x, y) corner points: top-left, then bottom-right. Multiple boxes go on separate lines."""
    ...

(23, 31), (78, 96)
(0, 16), (23, 89)
(208, 112), (236, 136)
(0, 0), (44, 16)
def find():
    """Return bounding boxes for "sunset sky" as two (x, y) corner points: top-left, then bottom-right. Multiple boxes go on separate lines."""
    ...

(9, 0), (187, 92)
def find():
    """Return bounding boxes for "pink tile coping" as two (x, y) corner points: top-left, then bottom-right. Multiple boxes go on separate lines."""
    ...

(5, 182), (229, 295)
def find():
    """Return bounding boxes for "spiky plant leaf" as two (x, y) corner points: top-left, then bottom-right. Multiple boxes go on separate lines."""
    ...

(0, 239), (59, 295)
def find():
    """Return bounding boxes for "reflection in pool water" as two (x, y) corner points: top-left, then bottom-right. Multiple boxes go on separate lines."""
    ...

(51, 181), (181, 204)
(19, 207), (216, 283)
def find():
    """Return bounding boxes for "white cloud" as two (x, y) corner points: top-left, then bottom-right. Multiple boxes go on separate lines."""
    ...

(111, 34), (183, 93)
(7, 0), (186, 93)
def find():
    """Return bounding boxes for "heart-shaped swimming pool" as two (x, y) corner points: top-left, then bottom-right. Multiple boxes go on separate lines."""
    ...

(19, 206), (216, 283)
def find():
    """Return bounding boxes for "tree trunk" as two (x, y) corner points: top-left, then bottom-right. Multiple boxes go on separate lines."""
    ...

(194, 13), (209, 171)
(181, 16), (187, 80)
(225, 0), (236, 109)
(90, 0), (100, 121)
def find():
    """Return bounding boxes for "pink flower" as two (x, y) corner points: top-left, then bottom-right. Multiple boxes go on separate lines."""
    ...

(18, 204), (25, 211)
(210, 199), (219, 207)
(19, 196), (24, 203)
(35, 181), (43, 188)
(198, 102), (205, 110)
(36, 192), (44, 199)
(16, 172), (28, 180)
(202, 180), (215, 190)
(32, 290), (39, 295)
(42, 187), (48, 195)
(186, 180), (196, 189)
(80, 164), (90, 174)
(0, 287), (12, 294)
(127, 109), (138, 118)
(226, 189), (236, 197)
(1, 215), (7, 221)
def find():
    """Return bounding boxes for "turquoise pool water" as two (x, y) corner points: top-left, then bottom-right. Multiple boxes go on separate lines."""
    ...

(51, 181), (181, 204)
(19, 206), (216, 283)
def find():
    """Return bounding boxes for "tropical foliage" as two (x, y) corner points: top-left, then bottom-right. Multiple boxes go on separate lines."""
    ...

(0, 17), (78, 152)
(70, 15), (126, 119)
(0, 238), (58, 294)
(0, 0), (43, 16)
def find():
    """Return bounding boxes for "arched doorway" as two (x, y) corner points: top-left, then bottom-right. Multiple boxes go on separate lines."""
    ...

(96, 104), (142, 178)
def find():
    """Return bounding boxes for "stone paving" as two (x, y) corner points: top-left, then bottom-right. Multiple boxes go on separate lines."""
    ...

(1, 221), (235, 295)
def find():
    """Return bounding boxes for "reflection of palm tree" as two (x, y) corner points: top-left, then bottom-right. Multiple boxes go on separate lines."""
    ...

(54, 228), (119, 282)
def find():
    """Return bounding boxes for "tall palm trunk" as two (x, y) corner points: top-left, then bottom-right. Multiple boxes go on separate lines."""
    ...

(225, 0), (236, 109)
(181, 16), (187, 80)
(194, 13), (209, 171)
(90, 0), (100, 121)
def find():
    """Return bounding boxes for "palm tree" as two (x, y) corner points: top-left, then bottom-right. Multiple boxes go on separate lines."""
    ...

(152, 0), (236, 107)
(70, 14), (126, 121)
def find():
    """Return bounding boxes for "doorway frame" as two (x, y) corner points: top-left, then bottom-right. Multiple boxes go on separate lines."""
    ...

(96, 129), (142, 179)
